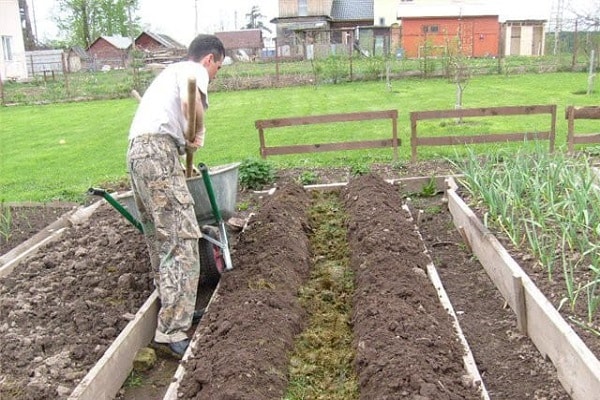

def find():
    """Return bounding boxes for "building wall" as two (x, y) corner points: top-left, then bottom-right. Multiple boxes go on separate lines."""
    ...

(374, 0), (400, 27)
(0, 0), (28, 81)
(136, 34), (163, 51)
(279, 0), (334, 18)
(88, 39), (128, 68)
(401, 16), (499, 58)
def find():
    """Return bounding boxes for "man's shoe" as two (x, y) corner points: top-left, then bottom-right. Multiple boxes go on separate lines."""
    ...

(192, 308), (205, 324)
(168, 339), (190, 356)
(152, 339), (189, 359)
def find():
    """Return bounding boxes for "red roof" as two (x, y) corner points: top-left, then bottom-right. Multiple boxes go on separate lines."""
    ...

(215, 29), (263, 49)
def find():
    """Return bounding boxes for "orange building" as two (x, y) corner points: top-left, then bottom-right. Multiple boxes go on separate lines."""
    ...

(397, 3), (499, 58)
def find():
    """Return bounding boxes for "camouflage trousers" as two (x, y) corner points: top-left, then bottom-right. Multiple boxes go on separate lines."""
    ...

(127, 134), (201, 344)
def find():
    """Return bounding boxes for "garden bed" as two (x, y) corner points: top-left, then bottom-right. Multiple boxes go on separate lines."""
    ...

(1, 164), (596, 399)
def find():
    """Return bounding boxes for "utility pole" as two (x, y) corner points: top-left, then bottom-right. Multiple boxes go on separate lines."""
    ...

(553, 0), (564, 56)
(195, 0), (199, 36)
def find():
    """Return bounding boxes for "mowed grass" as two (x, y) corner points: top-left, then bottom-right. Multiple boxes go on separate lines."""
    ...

(1, 71), (599, 202)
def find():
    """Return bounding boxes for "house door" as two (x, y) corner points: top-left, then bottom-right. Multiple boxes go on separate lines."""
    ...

(532, 26), (543, 56)
(510, 26), (521, 56)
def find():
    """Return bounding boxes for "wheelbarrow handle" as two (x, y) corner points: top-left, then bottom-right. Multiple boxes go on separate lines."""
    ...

(198, 163), (223, 223)
(87, 188), (144, 233)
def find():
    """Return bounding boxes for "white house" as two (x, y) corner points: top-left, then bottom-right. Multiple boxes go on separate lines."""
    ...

(0, 0), (28, 81)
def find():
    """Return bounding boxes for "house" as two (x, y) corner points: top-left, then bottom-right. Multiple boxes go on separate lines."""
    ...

(396, 2), (500, 58)
(86, 35), (132, 70)
(272, 0), (377, 58)
(0, 0), (28, 81)
(134, 31), (187, 63)
(214, 30), (264, 60)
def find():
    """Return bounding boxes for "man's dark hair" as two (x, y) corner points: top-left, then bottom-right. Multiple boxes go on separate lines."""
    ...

(188, 34), (225, 62)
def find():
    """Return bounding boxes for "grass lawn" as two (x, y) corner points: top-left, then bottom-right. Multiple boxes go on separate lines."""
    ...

(1, 71), (599, 203)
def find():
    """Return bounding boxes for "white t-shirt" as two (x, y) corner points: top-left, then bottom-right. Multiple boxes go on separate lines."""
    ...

(129, 61), (209, 151)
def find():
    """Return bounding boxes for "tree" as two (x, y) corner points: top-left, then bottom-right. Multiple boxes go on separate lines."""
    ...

(244, 5), (271, 34)
(18, 0), (37, 50)
(54, 0), (140, 48)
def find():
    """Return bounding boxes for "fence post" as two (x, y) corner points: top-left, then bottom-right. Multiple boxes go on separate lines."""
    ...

(0, 71), (4, 106)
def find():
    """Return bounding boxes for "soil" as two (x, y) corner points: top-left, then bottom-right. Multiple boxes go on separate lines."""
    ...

(0, 162), (588, 399)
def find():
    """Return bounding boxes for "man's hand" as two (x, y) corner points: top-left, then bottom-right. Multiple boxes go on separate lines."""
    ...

(186, 128), (205, 151)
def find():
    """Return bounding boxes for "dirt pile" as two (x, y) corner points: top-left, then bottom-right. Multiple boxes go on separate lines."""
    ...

(342, 174), (480, 399)
(178, 175), (482, 399)
(178, 183), (312, 399)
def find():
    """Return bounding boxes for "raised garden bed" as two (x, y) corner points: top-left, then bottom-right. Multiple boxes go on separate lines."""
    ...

(1, 166), (598, 399)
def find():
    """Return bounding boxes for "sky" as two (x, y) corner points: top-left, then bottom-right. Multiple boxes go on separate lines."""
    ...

(28, 0), (596, 46)
(29, 0), (279, 45)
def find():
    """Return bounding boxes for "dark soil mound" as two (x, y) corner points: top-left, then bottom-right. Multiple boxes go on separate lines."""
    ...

(342, 173), (480, 399)
(178, 183), (312, 399)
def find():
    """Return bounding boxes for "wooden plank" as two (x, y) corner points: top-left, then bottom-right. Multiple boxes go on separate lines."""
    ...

(69, 291), (160, 400)
(446, 185), (523, 314)
(426, 262), (490, 399)
(521, 278), (600, 400)
(572, 133), (600, 144)
(255, 109), (397, 129)
(564, 106), (600, 120)
(446, 179), (600, 400)
(262, 139), (395, 156)
(163, 281), (223, 400)
(411, 105), (555, 120)
(415, 131), (551, 146)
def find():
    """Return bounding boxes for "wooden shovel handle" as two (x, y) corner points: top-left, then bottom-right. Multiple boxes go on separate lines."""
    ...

(185, 77), (197, 178)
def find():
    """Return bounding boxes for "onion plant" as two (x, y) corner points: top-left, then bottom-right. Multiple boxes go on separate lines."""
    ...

(0, 202), (12, 242)
(453, 142), (600, 329)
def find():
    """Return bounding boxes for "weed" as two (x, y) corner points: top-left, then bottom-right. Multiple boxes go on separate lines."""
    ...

(238, 158), (275, 190)
(349, 163), (370, 177)
(0, 202), (12, 241)
(124, 371), (143, 388)
(298, 171), (318, 186)
(420, 177), (438, 197)
(237, 201), (250, 211)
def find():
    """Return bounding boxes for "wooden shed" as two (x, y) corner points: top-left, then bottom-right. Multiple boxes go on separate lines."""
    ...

(134, 31), (186, 63)
(86, 35), (132, 69)
(501, 20), (546, 57)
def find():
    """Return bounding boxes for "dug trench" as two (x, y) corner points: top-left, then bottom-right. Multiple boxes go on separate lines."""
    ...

(0, 172), (570, 399)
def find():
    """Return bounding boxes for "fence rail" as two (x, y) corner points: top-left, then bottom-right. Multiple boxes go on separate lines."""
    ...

(255, 110), (399, 160)
(410, 105), (557, 161)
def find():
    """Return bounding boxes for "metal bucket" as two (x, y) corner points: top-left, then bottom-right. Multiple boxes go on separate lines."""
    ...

(120, 162), (240, 226)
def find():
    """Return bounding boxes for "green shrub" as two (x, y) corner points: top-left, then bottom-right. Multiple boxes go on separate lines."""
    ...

(238, 158), (275, 190)
(349, 162), (370, 177)
(298, 171), (318, 185)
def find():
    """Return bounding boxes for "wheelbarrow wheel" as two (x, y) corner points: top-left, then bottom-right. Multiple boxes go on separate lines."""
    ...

(198, 226), (222, 287)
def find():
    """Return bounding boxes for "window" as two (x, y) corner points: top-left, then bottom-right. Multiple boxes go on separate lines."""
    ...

(422, 25), (439, 34)
(298, 0), (308, 16)
(2, 36), (13, 61)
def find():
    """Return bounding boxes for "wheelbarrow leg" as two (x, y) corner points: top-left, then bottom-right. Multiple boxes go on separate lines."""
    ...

(198, 163), (234, 271)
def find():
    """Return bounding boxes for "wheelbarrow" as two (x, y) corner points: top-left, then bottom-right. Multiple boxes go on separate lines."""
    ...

(89, 162), (240, 283)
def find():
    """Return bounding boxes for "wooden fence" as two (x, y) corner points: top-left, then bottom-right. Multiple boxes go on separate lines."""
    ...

(410, 105), (557, 162)
(566, 106), (600, 153)
(254, 110), (399, 160)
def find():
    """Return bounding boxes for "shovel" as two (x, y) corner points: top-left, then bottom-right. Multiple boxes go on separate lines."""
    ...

(198, 163), (233, 271)
(185, 77), (197, 178)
